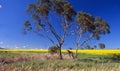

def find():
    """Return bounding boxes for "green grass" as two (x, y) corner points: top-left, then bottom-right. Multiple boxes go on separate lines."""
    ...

(0, 51), (20, 58)
(3, 59), (120, 70)
(0, 51), (120, 71)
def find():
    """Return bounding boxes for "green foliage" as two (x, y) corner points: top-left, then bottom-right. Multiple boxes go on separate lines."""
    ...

(99, 43), (105, 49)
(75, 11), (110, 57)
(76, 11), (95, 33)
(24, 0), (111, 59)
(48, 46), (60, 54)
(85, 45), (91, 49)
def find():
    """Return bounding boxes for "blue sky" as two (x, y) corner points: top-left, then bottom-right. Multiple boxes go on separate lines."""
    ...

(0, 0), (120, 49)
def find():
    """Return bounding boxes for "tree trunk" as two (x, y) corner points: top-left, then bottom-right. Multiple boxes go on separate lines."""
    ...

(75, 43), (79, 58)
(75, 35), (81, 58)
(59, 47), (62, 60)
(59, 45), (63, 60)
(75, 46), (78, 58)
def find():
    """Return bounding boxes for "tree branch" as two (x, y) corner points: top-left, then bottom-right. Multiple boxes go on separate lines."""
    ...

(44, 17), (61, 45)
(79, 34), (93, 48)
(33, 31), (55, 45)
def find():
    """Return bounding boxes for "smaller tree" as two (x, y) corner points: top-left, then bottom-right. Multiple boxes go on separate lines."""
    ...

(99, 43), (105, 49)
(94, 45), (97, 49)
(74, 11), (110, 58)
(48, 46), (60, 54)
(68, 47), (73, 50)
(85, 45), (91, 49)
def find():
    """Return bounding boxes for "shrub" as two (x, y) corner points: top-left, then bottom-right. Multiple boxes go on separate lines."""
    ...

(48, 46), (60, 54)
(99, 43), (105, 49)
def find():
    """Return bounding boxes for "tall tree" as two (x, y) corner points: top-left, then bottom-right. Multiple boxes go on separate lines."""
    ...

(24, 0), (110, 59)
(74, 12), (110, 58)
(24, 0), (76, 59)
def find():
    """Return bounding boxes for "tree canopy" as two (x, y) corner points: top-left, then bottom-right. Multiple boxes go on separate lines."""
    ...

(24, 0), (110, 59)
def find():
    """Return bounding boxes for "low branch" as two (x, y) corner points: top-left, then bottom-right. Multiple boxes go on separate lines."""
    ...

(79, 34), (93, 48)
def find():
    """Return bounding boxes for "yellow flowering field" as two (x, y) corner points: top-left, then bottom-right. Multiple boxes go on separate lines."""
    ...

(0, 49), (120, 55)
(72, 50), (120, 55)
(62, 50), (120, 55)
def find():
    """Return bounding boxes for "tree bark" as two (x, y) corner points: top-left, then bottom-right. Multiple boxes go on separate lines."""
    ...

(75, 35), (81, 58)
(59, 45), (63, 60)
(75, 43), (79, 58)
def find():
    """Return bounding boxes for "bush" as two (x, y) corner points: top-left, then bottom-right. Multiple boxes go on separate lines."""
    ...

(48, 46), (60, 54)
(111, 54), (120, 62)
(99, 43), (105, 49)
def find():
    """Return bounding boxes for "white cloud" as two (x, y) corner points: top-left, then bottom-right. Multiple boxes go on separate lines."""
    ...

(14, 45), (19, 49)
(15, 46), (19, 49)
(35, 48), (38, 49)
(0, 41), (3, 44)
(23, 46), (26, 48)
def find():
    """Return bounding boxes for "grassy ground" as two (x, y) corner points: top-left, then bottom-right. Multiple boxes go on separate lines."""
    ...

(0, 51), (120, 71)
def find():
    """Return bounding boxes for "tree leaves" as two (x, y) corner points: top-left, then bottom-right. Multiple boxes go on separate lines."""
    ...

(32, 13), (39, 21)
(26, 4), (37, 13)
(24, 21), (32, 31)
(93, 17), (110, 38)
(76, 11), (95, 33)
(36, 22), (45, 31)
(24, 0), (111, 51)
(37, 4), (49, 16)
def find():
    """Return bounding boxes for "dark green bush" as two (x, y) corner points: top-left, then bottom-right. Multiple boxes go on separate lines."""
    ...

(48, 46), (60, 54)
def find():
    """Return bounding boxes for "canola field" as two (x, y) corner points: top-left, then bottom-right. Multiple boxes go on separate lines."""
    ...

(0, 49), (120, 55)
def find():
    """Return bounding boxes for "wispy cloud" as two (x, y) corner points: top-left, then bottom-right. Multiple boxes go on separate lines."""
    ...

(0, 41), (3, 44)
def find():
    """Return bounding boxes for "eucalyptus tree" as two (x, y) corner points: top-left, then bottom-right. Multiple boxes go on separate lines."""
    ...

(74, 12), (110, 57)
(24, 0), (110, 59)
(24, 0), (76, 59)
